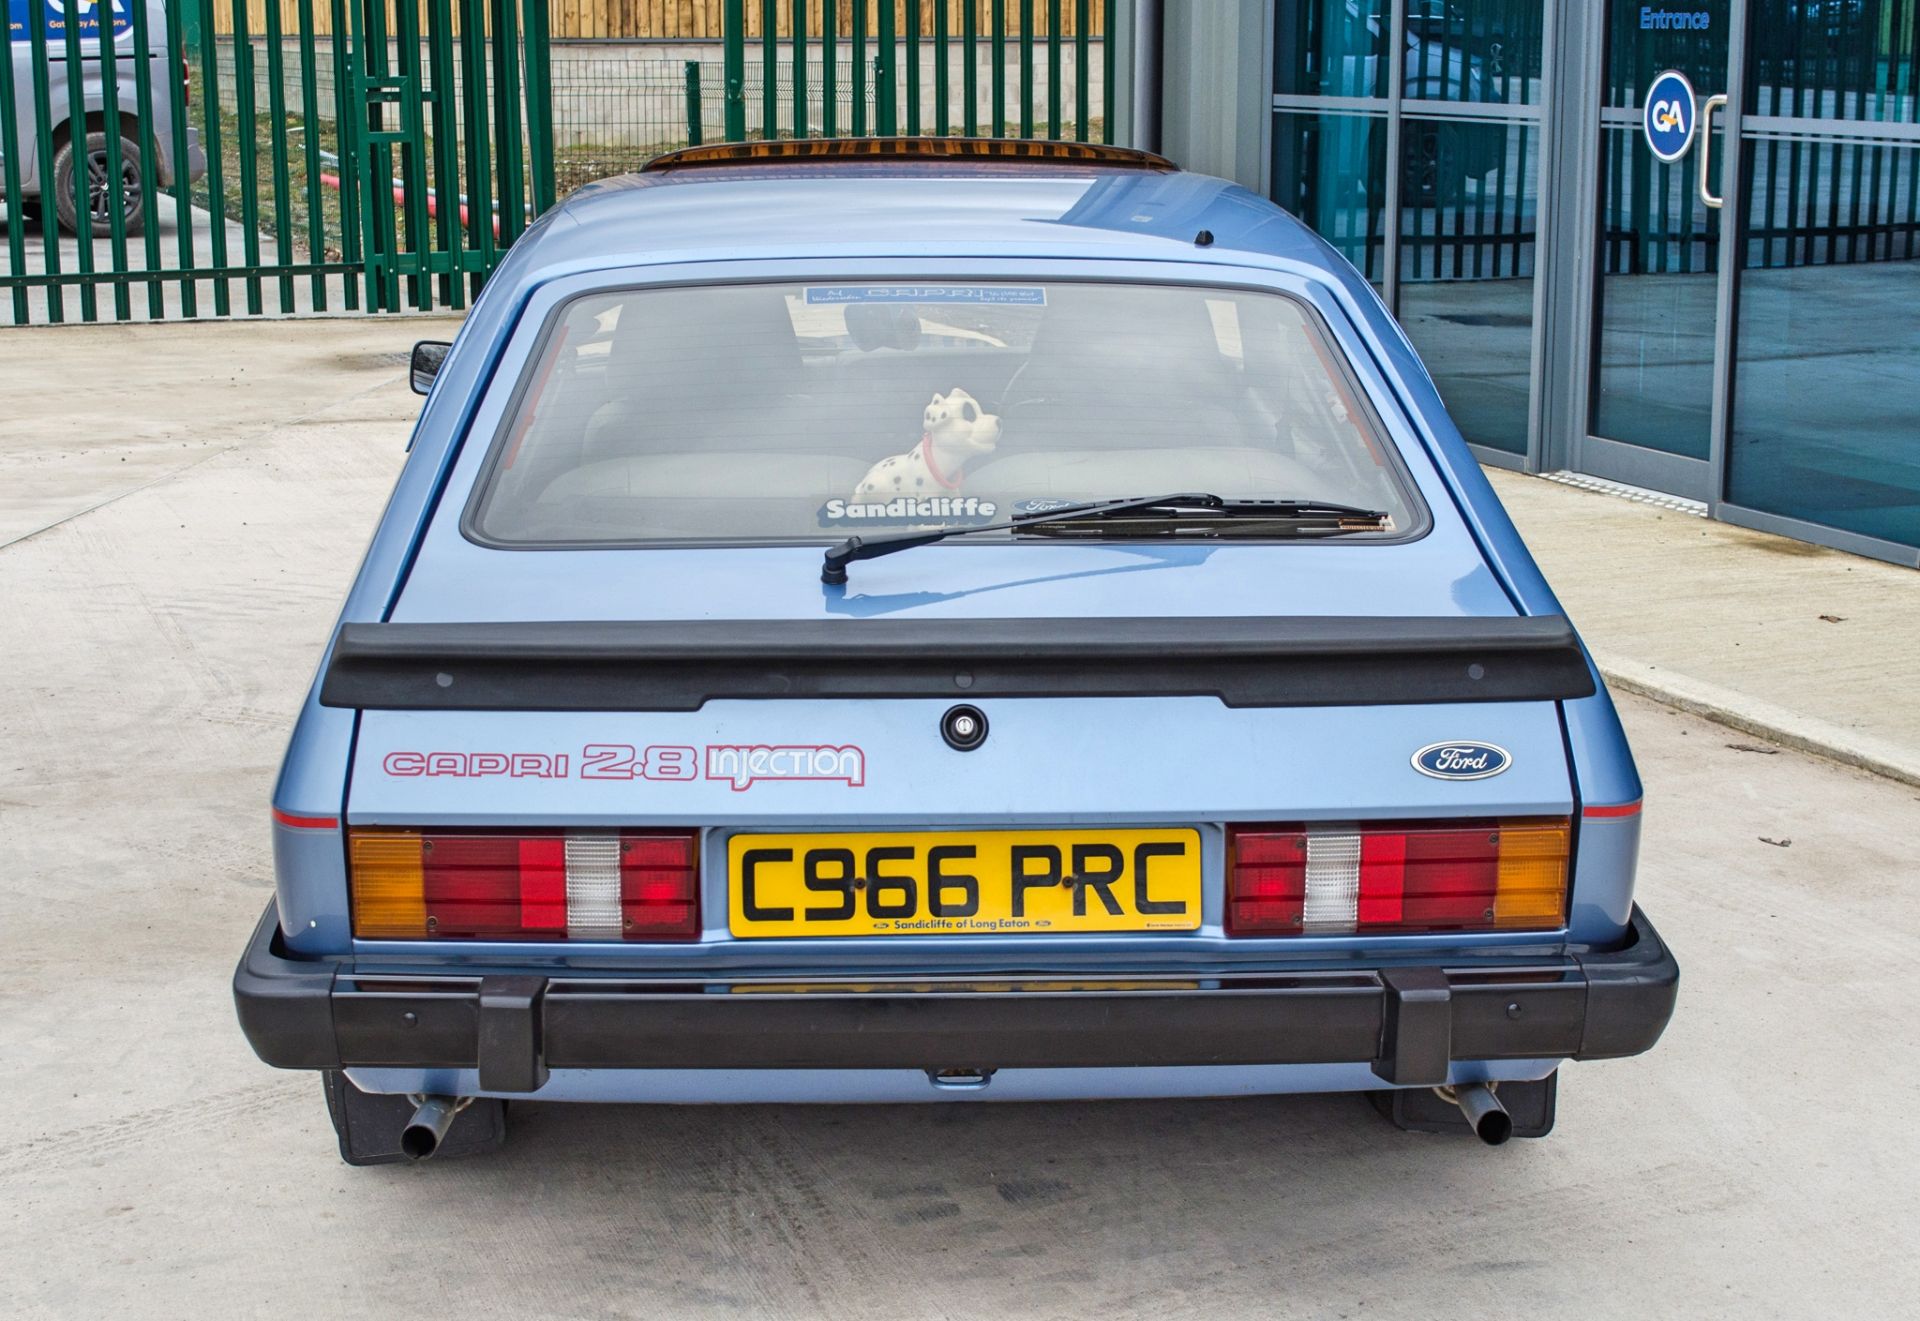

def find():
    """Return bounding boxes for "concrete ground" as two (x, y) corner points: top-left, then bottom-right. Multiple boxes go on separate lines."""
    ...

(1489, 468), (1920, 784)
(3, 319), (1919, 1318)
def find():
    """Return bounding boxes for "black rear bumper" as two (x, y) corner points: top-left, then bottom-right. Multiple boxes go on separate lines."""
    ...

(234, 904), (1678, 1094)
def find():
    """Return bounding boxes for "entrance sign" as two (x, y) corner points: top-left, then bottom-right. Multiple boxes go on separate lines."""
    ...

(1643, 70), (1698, 163)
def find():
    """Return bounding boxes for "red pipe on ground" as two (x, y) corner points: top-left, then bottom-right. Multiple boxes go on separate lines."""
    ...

(318, 172), (499, 239)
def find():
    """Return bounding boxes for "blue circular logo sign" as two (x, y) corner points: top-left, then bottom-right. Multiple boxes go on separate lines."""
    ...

(1643, 70), (1698, 163)
(1412, 741), (1512, 781)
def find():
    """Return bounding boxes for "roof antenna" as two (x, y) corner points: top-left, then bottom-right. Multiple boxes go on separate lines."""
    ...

(1194, 229), (1215, 247)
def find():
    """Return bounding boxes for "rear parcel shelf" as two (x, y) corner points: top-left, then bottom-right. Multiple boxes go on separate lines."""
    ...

(318, 615), (1596, 711)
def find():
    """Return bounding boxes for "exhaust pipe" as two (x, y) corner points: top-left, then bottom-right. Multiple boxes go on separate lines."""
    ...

(401, 1095), (466, 1161)
(1444, 1083), (1513, 1145)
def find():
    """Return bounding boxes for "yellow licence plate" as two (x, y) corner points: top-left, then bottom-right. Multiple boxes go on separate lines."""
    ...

(727, 829), (1203, 938)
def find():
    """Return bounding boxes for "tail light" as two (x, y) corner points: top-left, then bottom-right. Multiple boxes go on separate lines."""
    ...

(1226, 819), (1569, 936)
(349, 828), (700, 941)
(181, 50), (192, 107)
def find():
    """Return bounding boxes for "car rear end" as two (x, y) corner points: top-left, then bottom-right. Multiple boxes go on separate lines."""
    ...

(234, 147), (1676, 1161)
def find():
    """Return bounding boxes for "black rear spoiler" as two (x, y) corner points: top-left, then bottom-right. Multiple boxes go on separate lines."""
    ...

(319, 616), (1595, 712)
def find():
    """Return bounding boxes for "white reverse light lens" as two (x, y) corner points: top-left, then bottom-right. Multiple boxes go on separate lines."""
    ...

(1302, 830), (1361, 932)
(565, 835), (624, 939)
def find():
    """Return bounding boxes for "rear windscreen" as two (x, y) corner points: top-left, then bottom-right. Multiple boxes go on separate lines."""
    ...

(465, 280), (1424, 545)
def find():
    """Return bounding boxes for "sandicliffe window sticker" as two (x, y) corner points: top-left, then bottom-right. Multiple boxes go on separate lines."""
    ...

(819, 495), (999, 527)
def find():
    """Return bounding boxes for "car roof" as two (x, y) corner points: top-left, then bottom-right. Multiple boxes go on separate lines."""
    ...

(520, 139), (1341, 276)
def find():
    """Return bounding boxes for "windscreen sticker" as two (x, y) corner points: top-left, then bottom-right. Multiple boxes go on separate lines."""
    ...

(805, 285), (1046, 306)
(379, 744), (865, 790)
(818, 496), (998, 526)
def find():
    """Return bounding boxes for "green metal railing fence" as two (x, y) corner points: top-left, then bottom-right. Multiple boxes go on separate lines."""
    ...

(716, 0), (1116, 146)
(4, 1), (1109, 325)
(1, 0), (555, 324)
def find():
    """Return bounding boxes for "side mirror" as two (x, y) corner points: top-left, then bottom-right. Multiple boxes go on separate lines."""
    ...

(410, 340), (451, 395)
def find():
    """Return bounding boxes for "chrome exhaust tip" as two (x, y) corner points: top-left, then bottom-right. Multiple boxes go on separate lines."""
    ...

(1440, 1082), (1513, 1146)
(400, 1094), (467, 1161)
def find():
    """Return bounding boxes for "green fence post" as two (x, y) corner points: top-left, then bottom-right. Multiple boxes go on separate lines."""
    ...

(934, 0), (949, 136)
(821, 0), (838, 136)
(524, 0), (556, 212)
(60, 0), (98, 319)
(424, 0), (460, 309)
(231, 0), (265, 314)
(877, 0), (895, 134)
(962, 0), (977, 136)
(162, 0), (200, 317)
(128, 0), (165, 317)
(0, 3), (29, 323)
(722, 0), (748, 141)
(904, 0), (920, 135)
(1046, 0), (1060, 139)
(97, 5), (131, 319)
(760, 0), (779, 138)
(196, 0), (230, 314)
(359, 0), (396, 312)
(458, 0), (495, 290)
(1101, 0), (1114, 142)
(991, 0), (1004, 136)
(27, 7), (64, 321)
(125, 0), (165, 316)
(490, 0), (526, 252)
(1074, 0), (1088, 142)
(789, 0), (807, 139)
(1019, 0), (1033, 138)
(296, 0), (327, 311)
(393, 0), (430, 309)
(329, 0), (362, 310)
(685, 61), (705, 145)
(264, 0), (297, 313)
(852, 0), (868, 136)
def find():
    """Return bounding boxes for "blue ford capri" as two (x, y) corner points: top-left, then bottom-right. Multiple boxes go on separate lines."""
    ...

(234, 139), (1677, 1165)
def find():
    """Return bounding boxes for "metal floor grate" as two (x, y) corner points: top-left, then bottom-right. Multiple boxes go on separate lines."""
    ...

(1539, 471), (1708, 517)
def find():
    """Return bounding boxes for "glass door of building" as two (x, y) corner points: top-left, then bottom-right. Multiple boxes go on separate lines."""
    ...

(1582, 1), (1733, 498)
(1579, 2), (1920, 559)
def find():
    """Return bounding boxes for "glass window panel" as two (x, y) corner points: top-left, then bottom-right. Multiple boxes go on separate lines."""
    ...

(1728, 137), (1920, 549)
(1605, 0), (1731, 109)
(1397, 114), (1541, 454)
(468, 282), (1426, 546)
(1744, 0), (1920, 124)
(1271, 110), (1388, 284)
(1274, 1), (1392, 99)
(1402, 0), (1547, 108)
(1589, 124), (1722, 459)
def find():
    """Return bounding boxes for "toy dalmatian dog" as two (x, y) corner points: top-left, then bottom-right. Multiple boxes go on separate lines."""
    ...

(853, 388), (1002, 500)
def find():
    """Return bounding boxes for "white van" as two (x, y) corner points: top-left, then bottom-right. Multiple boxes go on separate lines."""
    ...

(4, 0), (206, 235)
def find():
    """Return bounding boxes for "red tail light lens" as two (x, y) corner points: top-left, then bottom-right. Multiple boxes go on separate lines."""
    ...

(1227, 819), (1568, 936)
(622, 833), (699, 937)
(350, 828), (700, 941)
(1225, 829), (1307, 934)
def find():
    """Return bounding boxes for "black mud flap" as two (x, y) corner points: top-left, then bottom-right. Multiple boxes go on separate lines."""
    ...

(321, 1070), (508, 1167)
(1369, 1073), (1557, 1140)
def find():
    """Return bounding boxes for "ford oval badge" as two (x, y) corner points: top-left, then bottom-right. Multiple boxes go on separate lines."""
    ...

(1412, 741), (1512, 781)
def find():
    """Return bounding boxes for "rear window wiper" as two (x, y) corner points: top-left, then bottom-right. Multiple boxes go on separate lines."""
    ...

(821, 492), (1390, 584)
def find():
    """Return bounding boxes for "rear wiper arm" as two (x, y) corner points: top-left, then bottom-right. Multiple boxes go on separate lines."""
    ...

(820, 492), (1389, 584)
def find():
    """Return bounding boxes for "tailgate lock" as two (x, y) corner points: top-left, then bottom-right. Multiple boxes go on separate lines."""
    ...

(940, 705), (989, 752)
